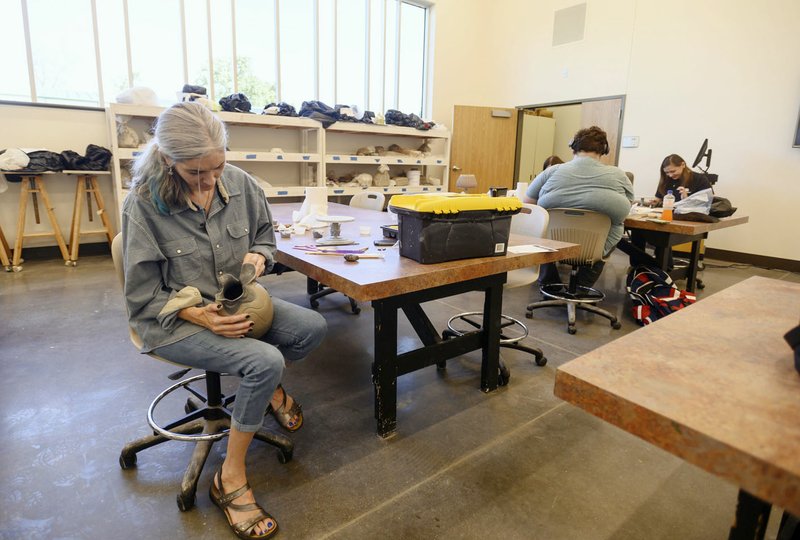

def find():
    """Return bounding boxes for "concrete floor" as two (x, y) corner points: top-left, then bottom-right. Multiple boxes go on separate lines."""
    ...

(1, 250), (797, 539)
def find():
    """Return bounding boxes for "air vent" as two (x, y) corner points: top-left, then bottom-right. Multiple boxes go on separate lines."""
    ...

(552, 3), (586, 46)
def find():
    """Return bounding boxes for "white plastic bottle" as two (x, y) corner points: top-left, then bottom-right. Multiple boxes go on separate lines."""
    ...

(662, 190), (675, 221)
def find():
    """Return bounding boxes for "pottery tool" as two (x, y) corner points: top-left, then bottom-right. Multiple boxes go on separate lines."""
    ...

(343, 253), (384, 261)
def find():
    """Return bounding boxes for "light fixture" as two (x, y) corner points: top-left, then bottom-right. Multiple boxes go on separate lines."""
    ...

(455, 174), (477, 193)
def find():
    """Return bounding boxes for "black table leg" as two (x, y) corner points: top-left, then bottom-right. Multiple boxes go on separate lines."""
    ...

(685, 238), (704, 293)
(729, 489), (772, 540)
(373, 299), (398, 438)
(480, 279), (503, 392)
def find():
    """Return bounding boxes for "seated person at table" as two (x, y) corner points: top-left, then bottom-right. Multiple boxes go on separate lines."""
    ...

(541, 154), (564, 171)
(656, 153), (712, 201)
(524, 126), (633, 287)
(618, 154), (714, 268)
(122, 101), (327, 539)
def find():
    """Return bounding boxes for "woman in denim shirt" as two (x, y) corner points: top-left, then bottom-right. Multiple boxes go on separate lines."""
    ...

(122, 102), (326, 539)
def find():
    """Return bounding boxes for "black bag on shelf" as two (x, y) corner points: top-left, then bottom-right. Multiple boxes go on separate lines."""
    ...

(219, 93), (252, 113)
(299, 100), (339, 128)
(60, 145), (112, 171)
(262, 102), (298, 117)
(24, 150), (66, 172)
(182, 84), (207, 95)
(385, 109), (434, 130)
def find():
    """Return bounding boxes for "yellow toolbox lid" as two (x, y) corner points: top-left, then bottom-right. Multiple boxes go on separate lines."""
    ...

(389, 193), (522, 214)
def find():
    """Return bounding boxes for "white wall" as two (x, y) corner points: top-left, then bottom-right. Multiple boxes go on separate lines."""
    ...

(0, 104), (114, 250)
(3, 0), (798, 261)
(431, 0), (800, 261)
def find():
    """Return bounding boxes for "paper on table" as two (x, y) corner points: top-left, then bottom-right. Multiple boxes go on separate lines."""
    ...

(508, 244), (556, 254)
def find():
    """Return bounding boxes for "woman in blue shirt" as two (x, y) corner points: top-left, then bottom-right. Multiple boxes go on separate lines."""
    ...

(122, 102), (326, 539)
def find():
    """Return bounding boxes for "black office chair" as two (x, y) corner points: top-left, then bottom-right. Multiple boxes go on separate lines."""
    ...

(111, 234), (293, 512)
(525, 209), (622, 335)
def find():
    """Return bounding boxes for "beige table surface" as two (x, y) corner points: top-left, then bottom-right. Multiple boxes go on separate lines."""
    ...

(555, 275), (800, 515)
(270, 202), (579, 302)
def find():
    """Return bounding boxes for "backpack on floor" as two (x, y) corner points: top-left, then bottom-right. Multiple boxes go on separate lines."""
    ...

(626, 265), (696, 326)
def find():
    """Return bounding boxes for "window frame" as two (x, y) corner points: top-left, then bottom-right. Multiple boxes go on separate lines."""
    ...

(2, 0), (432, 117)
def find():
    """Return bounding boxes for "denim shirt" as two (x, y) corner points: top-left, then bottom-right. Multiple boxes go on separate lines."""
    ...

(121, 164), (276, 352)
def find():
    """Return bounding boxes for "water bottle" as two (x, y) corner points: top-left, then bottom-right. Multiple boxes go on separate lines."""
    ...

(662, 190), (675, 221)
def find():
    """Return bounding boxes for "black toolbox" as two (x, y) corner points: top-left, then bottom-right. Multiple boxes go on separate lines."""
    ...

(388, 194), (521, 264)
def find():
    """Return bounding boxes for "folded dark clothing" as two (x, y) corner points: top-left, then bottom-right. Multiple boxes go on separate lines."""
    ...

(182, 84), (207, 95)
(23, 150), (66, 172)
(385, 109), (434, 130)
(60, 144), (112, 171)
(299, 100), (339, 128)
(219, 93), (252, 113)
(262, 102), (298, 117)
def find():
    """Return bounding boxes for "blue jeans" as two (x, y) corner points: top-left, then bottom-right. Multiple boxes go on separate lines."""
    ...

(153, 297), (327, 432)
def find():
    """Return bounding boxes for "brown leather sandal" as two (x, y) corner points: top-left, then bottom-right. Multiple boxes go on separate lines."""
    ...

(209, 468), (278, 539)
(267, 384), (303, 432)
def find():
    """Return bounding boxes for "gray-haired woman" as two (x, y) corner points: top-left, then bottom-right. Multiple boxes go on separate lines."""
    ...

(121, 101), (326, 539)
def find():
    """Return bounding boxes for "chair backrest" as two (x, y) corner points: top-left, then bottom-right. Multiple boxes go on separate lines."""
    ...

(349, 191), (386, 212)
(511, 203), (549, 238)
(546, 208), (611, 266)
(111, 232), (124, 287)
(111, 232), (149, 351)
(505, 204), (549, 288)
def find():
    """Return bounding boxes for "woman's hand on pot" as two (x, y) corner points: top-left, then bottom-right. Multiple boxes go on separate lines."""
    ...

(244, 252), (267, 276)
(179, 304), (253, 338)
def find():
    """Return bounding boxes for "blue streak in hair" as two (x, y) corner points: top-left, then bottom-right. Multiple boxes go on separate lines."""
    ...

(149, 175), (170, 215)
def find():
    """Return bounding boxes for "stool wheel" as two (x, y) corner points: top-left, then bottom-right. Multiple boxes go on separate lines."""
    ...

(65, 260), (77, 267)
(498, 364), (510, 386)
(177, 491), (195, 512)
(568, 325), (577, 335)
(535, 356), (548, 366)
(277, 447), (293, 464)
(612, 321), (622, 330)
(11, 266), (22, 272)
(119, 451), (137, 469)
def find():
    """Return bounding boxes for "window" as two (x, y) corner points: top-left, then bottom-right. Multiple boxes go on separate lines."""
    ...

(128, 0), (184, 101)
(28, 0), (98, 105)
(0, 0), (31, 102)
(3, 0), (431, 117)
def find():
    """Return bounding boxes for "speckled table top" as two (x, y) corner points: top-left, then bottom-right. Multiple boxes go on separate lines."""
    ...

(555, 276), (800, 514)
(270, 202), (579, 302)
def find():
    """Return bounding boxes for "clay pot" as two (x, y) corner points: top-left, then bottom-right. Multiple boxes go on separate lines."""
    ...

(215, 263), (273, 338)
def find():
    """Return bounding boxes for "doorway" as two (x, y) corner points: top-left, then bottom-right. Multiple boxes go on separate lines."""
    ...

(514, 96), (625, 184)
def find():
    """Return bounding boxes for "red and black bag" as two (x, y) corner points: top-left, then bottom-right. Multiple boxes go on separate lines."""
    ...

(626, 265), (696, 326)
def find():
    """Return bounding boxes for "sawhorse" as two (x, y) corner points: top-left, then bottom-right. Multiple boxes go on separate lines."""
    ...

(66, 170), (114, 266)
(13, 172), (70, 270)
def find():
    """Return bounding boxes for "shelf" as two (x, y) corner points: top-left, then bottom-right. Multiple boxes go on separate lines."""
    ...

(115, 148), (321, 164)
(109, 103), (322, 130)
(326, 122), (450, 139)
(326, 185), (444, 196)
(227, 151), (321, 163)
(262, 185), (310, 197)
(325, 154), (446, 166)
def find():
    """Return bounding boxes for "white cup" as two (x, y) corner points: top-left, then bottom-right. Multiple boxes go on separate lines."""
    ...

(359, 226), (371, 236)
(407, 170), (421, 186)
